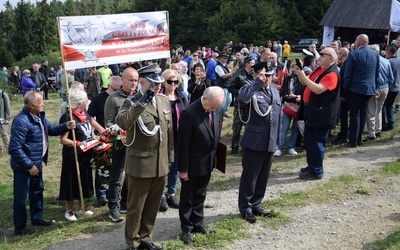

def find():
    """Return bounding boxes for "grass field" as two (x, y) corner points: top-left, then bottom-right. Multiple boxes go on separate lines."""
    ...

(2, 72), (400, 249)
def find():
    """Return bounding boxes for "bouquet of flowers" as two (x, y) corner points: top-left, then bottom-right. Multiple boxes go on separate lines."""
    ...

(92, 124), (126, 189)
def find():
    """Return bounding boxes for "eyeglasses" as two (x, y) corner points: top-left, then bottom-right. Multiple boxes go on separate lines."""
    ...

(166, 80), (179, 85)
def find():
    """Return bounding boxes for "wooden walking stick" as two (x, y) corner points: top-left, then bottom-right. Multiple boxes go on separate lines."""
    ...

(63, 71), (86, 216)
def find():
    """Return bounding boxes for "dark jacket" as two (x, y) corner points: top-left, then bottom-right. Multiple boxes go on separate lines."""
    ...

(30, 71), (47, 89)
(9, 107), (69, 171)
(281, 74), (304, 103)
(215, 61), (230, 88)
(307, 65), (340, 130)
(178, 98), (223, 176)
(343, 46), (379, 95)
(238, 78), (281, 152)
(188, 79), (209, 104)
(228, 68), (254, 107)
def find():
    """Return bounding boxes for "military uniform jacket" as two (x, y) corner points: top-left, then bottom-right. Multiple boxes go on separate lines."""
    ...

(237, 78), (281, 152)
(115, 92), (174, 178)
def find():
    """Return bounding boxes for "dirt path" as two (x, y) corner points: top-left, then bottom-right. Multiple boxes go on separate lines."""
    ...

(47, 138), (400, 250)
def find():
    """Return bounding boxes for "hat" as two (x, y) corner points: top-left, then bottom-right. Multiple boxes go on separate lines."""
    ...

(302, 49), (313, 56)
(137, 63), (164, 83)
(217, 51), (229, 58)
(252, 61), (274, 75)
(284, 40), (288, 44)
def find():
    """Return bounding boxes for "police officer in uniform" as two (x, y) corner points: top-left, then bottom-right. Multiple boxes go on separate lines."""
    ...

(237, 62), (281, 223)
(115, 64), (173, 250)
(228, 56), (256, 154)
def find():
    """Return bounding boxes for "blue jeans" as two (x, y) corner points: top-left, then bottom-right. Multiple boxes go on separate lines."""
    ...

(13, 169), (44, 234)
(167, 139), (180, 195)
(222, 88), (232, 115)
(304, 126), (329, 177)
(279, 112), (298, 150)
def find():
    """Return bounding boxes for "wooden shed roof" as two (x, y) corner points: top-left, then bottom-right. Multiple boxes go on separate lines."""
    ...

(319, 0), (392, 30)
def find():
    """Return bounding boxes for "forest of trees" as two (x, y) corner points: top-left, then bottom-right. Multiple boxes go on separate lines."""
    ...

(0, 0), (333, 68)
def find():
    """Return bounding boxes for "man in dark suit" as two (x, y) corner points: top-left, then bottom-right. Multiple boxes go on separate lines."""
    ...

(343, 34), (379, 147)
(178, 86), (224, 244)
(115, 64), (173, 250)
(237, 62), (281, 223)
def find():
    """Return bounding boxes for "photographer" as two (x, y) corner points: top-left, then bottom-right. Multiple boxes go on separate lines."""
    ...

(188, 63), (208, 104)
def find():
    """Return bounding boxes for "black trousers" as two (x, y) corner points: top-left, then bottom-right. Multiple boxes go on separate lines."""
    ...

(238, 148), (273, 215)
(179, 172), (211, 232)
(107, 147), (128, 209)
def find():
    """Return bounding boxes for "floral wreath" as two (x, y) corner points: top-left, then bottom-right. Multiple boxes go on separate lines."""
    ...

(91, 124), (126, 189)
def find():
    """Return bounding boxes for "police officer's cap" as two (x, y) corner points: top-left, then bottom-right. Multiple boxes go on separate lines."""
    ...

(252, 61), (274, 75)
(137, 63), (164, 83)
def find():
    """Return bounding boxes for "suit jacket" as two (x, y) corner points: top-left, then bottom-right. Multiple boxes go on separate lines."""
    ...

(343, 46), (379, 95)
(30, 71), (47, 89)
(178, 98), (223, 176)
(115, 92), (174, 178)
(238, 78), (281, 152)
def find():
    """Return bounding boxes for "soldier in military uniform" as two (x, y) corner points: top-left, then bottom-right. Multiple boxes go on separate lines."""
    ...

(237, 62), (281, 224)
(228, 56), (256, 154)
(115, 64), (173, 250)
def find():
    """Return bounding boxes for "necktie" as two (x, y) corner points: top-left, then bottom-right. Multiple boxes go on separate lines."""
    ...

(208, 112), (213, 130)
(264, 87), (272, 104)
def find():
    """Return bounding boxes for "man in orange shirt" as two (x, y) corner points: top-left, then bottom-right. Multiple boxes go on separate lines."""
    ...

(293, 48), (340, 180)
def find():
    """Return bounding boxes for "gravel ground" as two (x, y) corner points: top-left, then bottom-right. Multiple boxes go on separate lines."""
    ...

(47, 137), (400, 250)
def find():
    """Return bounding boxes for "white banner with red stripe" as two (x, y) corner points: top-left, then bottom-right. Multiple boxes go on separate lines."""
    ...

(390, 0), (400, 32)
(57, 11), (170, 70)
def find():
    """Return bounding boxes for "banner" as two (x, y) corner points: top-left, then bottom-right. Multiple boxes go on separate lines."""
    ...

(390, 0), (400, 32)
(58, 11), (170, 70)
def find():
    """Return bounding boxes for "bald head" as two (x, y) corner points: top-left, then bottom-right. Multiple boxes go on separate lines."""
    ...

(201, 86), (224, 112)
(356, 34), (369, 48)
(121, 68), (139, 94)
(337, 48), (349, 63)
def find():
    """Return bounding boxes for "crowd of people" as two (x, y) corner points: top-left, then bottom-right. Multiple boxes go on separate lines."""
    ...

(2, 34), (400, 249)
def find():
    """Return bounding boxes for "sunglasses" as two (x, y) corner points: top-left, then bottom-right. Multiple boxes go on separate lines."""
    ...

(167, 80), (179, 85)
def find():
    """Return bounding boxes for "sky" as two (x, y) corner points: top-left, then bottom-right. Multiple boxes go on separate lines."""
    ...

(0, 0), (56, 11)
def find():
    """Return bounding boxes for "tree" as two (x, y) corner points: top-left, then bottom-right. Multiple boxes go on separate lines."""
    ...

(160, 0), (222, 49)
(12, 0), (35, 61)
(32, 0), (58, 55)
(207, 0), (285, 48)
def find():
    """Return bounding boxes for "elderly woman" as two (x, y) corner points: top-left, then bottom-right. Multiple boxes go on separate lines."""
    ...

(188, 63), (208, 104)
(21, 70), (36, 96)
(177, 60), (189, 94)
(158, 69), (188, 211)
(59, 89), (97, 221)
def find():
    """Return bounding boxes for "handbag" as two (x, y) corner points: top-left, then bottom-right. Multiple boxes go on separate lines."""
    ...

(283, 102), (299, 118)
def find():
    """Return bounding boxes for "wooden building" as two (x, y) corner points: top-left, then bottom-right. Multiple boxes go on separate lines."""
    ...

(320, 0), (399, 46)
